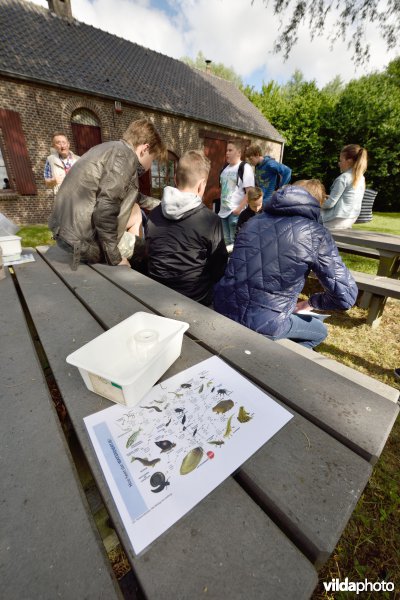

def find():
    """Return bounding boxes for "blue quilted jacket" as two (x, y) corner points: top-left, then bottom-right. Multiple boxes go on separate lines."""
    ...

(214, 185), (358, 337)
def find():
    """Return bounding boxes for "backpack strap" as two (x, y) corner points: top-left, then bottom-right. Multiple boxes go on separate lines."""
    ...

(220, 161), (247, 187)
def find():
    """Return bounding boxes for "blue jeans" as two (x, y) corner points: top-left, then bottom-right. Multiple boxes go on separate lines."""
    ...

(272, 314), (328, 349)
(221, 213), (239, 245)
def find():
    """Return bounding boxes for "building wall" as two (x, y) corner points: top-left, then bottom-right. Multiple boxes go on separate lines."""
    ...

(0, 76), (282, 224)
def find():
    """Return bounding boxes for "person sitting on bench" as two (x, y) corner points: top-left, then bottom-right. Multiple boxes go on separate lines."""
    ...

(145, 150), (228, 306)
(214, 180), (358, 349)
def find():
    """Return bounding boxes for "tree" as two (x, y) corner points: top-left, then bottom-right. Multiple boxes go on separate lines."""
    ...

(257, 0), (400, 65)
(246, 70), (328, 180)
(181, 51), (243, 88)
(244, 60), (400, 210)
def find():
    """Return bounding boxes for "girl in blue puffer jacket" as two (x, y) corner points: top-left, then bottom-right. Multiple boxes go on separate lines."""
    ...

(214, 180), (358, 349)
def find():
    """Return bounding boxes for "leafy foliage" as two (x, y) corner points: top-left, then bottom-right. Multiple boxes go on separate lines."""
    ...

(244, 59), (400, 210)
(258, 0), (400, 66)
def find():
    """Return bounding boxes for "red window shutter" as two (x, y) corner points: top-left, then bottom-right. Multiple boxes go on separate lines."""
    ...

(0, 109), (37, 195)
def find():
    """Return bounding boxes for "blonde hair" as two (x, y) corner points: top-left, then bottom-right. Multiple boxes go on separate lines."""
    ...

(123, 118), (166, 159)
(341, 144), (368, 188)
(247, 186), (263, 202)
(176, 150), (211, 188)
(293, 179), (326, 205)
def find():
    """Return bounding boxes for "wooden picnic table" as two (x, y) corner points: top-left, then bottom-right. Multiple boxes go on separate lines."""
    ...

(331, 229), (400, 277)
(2, 245), (399, 599)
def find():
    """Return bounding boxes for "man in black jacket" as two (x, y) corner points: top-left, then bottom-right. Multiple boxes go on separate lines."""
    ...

(145, 150), (228, 305)
(49, 119), (165, 269)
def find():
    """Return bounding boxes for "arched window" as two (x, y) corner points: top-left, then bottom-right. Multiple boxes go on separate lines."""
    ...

(150, 151), (179, 199)
(71, 108), (102, 156)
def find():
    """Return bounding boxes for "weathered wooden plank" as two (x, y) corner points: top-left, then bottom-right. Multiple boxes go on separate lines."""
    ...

(0, 270), (121, 599)
(86, 256), (399, 465)
(36, 245), (373, 567)
(336, 241), (380, 259)
(15, 251), (317, 599)
(277, 339), (399, 403)
(351, 270), (400, 298)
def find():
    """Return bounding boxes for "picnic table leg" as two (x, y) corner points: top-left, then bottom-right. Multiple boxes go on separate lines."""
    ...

(366, 294), (386, 328)
(376, 254), (399, 277)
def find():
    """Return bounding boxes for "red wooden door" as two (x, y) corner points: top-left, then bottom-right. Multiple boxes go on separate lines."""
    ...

(71, 124), (102, 157)
(203, 137), (227, 209)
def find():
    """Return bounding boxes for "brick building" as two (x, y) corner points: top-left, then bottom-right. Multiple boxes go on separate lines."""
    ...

(0, 0), (285, 224)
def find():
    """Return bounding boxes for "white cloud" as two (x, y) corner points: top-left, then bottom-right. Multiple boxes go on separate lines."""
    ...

(26, 0), (399, 88)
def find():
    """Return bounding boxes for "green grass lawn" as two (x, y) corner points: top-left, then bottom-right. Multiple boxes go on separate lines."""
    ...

(352, 212), (400, 234)
(18, 224), (54, 248)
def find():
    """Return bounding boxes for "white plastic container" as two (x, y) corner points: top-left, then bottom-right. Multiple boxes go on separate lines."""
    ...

(0, 235), (22, 260)
(0, 213), (19, 237)
(66, 312), (189, 407)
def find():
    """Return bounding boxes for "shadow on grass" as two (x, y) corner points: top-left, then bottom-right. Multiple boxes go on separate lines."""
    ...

(319, 342), (398, 381)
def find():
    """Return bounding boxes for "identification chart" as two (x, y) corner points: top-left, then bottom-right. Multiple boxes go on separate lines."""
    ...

(84, 356), (293, 554)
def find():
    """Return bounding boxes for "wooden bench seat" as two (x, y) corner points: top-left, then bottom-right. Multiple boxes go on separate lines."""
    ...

(351, 269), (400, 327)
(0, 271), (120, 599)
(336, 241), (380, 259)
(276, 339), (399, 403)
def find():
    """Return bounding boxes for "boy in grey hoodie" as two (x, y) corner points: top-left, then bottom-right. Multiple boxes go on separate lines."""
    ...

(145, 150), (228, 305)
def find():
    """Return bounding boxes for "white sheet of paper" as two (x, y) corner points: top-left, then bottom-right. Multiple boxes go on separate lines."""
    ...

(3, 252), (35, 266)
(84, 355), (293, 554)
(296, 309), (331, 320)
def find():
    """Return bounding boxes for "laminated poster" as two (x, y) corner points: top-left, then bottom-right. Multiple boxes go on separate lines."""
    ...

(84, 355), (293, 554)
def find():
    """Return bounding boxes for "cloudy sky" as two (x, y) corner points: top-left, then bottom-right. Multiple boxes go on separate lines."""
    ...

(28, 0), (398, 89)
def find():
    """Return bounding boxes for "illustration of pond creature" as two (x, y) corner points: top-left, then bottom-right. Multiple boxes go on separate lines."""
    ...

(155, 440), (176, 453)
(211, 387), (215, 393)
(125, 428), (142, 448)
(216, 388), (232, 398)
(207, 380), (213, 387)
(212, 399), (234, 414)
(238, 406), (252, 423)
(165, 418), (172, 427)
(169, 391), (184, 398)
(131, 456), (160, 468)
(181, 414), (186, 426)
(153, 398), (166, 404)
(224, 415), (233, 438)
(197, 383), (204, 393)
(140, 405), (162, 412)
(150, 472), (170, 493)
(192, 428), (197, 437)
(175, 408), (184, 413)
(207, 451), (214, 459)
(180, 447), (204, 475)
(208, 440), (224, 446)
(180, 383), (192, 389)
